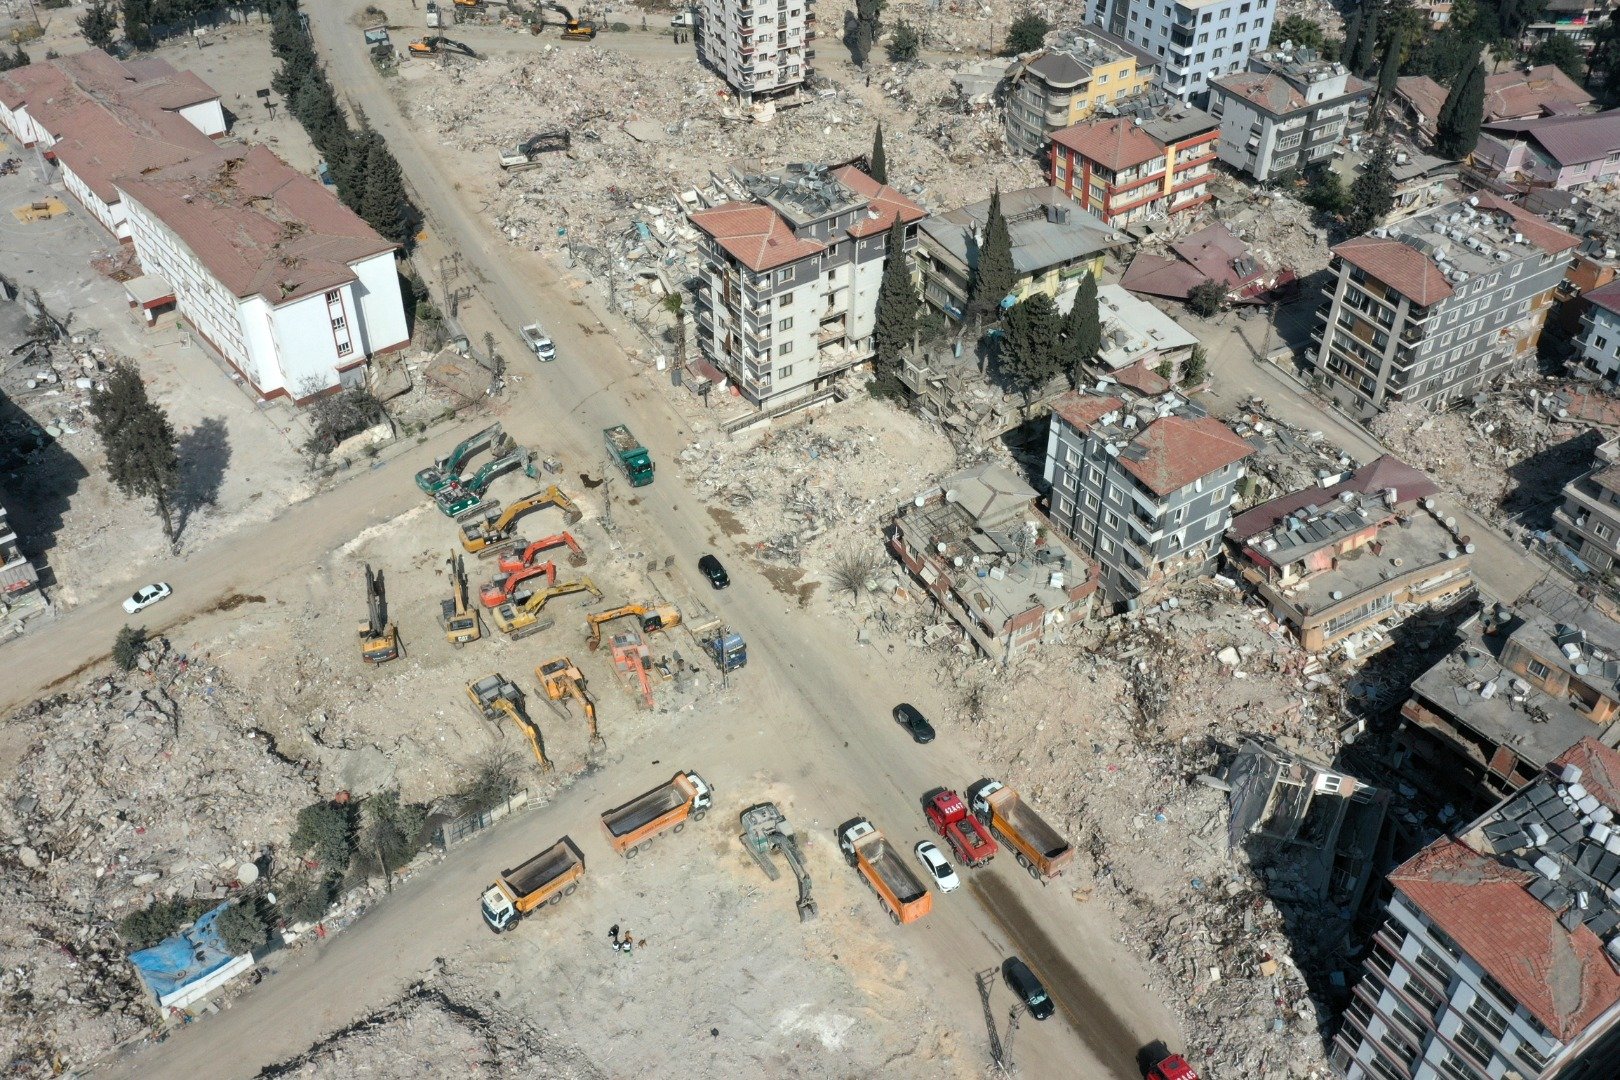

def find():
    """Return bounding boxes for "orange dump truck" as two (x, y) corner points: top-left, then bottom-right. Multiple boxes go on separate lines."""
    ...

(838, 818), (932, 924)
(969, 779), (1074, 880)
(600, 770), (712, 857)
(479, 837), (585, 932)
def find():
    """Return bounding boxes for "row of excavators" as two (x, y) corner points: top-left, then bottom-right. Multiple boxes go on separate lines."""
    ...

(463, 657), (602, 773)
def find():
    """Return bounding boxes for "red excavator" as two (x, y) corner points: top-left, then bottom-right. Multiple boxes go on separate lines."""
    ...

(495, 532), (587, 574)
(479, 562), (559, 608)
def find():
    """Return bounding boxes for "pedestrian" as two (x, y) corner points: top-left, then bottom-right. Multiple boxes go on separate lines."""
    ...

(608, 923), (620, 946)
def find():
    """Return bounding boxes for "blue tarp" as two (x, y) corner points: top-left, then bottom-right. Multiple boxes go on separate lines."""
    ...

(129, 902), (238, 1003)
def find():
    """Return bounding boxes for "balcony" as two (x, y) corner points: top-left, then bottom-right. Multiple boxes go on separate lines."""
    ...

(818, 322), (847, 345)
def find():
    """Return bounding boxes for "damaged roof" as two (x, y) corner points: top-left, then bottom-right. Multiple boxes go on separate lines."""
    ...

(1229, 455), (1439, 542)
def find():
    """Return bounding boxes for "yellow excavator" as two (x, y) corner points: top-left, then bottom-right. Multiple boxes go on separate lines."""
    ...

(408, 35), (479, 57)
(358, 564), (401, 664)
(459, 485), (584, 558)
(585, 602), (681, 651)
(534, 1), (597, 39)
(440, 553), (483, 647)
(490, 576), (603, 639)
(537, 656), (603, 750)
(466, 673), (552, 771)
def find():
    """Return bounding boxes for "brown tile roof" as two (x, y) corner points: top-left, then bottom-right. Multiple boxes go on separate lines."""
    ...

(1396, 75), (1447, 131)
(832, 164), (928, 237)
(1483, 110), (1620, 167)
(113, 145), (396, 305)
(1229, 454), (1439, 541)
(1172, 223), (1260, 289)
(1120, 252), (1205, 300)
(1484, 64), (1593, 123)
(1474, 191), (1579, 255)
(688, 201), (825, 272)
(1120, 414), (1255, 496)
(1584, 277), (1620, 317)
(49, 97), (215, 204)
(1050, 391), (1125, 432)
(1212, 71), (1306, 115)
(1109, 359), (1171, 396)
(1332, 235), (1454, 305)
(1050, 117), (1163, 171)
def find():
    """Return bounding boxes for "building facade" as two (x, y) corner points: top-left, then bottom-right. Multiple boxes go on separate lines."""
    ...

(1004, 28), (1157, 157)
(1043, 391), (1254, 606)
(1312, 194), (1578, 419)
(1207, 46), (1370, 181)
(1087, 0), (1276, 102)
(0, 500), (40, 612)
(1048, 106), (1219, 224)
(1551, 436), (1620, 571)
(1575, 278), (1620, 383)
(695, 0), (814, 105)
(688, 163), (925, 408)
(1474, 112), (1620, 192)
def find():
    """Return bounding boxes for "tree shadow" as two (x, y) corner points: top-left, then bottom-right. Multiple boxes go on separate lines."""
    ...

(0, 384), (89, 592)
(175, 416), (231, 540)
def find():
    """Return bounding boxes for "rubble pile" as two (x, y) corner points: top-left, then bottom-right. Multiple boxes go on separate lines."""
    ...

(1368, 396), (1549, 513)
(0, 639), (315, 1074)
(1226, 397), (1357, 510)
(0, 337), (111, 471)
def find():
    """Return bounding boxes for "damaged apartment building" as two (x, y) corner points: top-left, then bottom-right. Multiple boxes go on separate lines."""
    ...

(1003, 26), (1157, 158)
(889, 462), (1098, 663)
(1227, 455), (1476, 658)
(1550, 435), (1620, 575)
(694, 0), (815, 107)
(688, 162), (925, 409)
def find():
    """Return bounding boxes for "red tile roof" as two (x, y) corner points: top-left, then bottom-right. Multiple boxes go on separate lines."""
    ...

(1050, 391), (1125, 432)
(1484, 64), (1593, 123)
(1120, 253), (1206, 300)
(1109, 359), (1171, 397)
(1584, 277), (1620, 317)
(1119, 414), (1255, 496)
(832, 164), (928, 237)
(50, 96), (215, 203)
(688, 201), (825, 272)
(1212, 71), (1307, 115)
(1229, 454), (1439, 541)
(114, 145), (396, 305)
(1332, 235), (1454, 306)
(1050, 117), (1164, 171)
(1172, 223), (1260, 289)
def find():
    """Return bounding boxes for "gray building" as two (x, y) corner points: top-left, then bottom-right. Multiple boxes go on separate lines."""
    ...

(688, 163), (926, 408)
(1088, 0), (1276, 102)
(1312, 193), (1578, 420)
(1206, 45), (1371, 181)
(695, 0), (815, 105)
(1552, 436), (1620, 573)
(1043, 390), (1254, 606)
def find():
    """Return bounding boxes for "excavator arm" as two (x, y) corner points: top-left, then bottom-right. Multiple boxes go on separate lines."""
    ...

(467, 674), (551, 771)
(416, 423), (503, 493)
(480, 561), (559, 608)
(497, 531), (587, 573)
(496, 699), (552, 771)
(537, 657), (602, 750)
(463, 444), (531, 496)
(539, 1), (597, 38)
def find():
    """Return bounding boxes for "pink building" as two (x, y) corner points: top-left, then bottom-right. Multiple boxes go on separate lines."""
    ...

(1474, 111), (1620, 191)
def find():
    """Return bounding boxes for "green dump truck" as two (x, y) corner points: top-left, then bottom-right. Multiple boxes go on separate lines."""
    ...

(604, 424), (654, 487)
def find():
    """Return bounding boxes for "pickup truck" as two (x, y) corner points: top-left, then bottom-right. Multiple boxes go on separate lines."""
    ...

(600, 770), (711, 857)
(480, 837), (584, 932)
(521, 324), (556, 361)
(970, 779), (1073, 880)
(839, 818), (932, 925)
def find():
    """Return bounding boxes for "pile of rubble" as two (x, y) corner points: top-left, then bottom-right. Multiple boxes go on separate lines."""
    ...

(1367, 391), (1556, 515)
(0, 335), (109, 468)
(0, 639), (316, 1074)
(1226, 397), (1358, 509)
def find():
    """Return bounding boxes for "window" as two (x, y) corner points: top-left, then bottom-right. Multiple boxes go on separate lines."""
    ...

(1465, 996), (1509, 1042)
(1100, 536), (1114, 553)
(1411, 945), (1453, 990)
(779, 291), (793, 306)
(778, 316), (794, 331)
(777, 341), (793, 356)
(325, 289), (341, 303)
(1515, 1041), (1549, 1074)
(1089, 467), (1103, 484)
(1085, 492), (1100, 509)
(1529, 658), (1552, 679)
(336, 341), (353, 358)
(331, 316), (346, 331)
(776, 268), (791, 283)
(1597, 335), (1610, 350)
(777, 365), (794, 379)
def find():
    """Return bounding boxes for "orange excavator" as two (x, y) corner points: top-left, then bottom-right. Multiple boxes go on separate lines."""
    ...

(496, 532), (587, 574)
(584, 602), (681, 651)
(538, 656), (602, 750)
(480, 562), (558, 608)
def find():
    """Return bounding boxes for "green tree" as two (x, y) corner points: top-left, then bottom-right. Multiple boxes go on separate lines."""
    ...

(122, 0), (154, 49)
(869, 122), (887, 185)
(1183, 343), (1209, 386)
(1352, 7), (1379, 76)
(888, 19), (920, 61)
(1060, 272), (1101, 380)
(1373, 32), (1403, 119)
(1340, 5), (1364, 69)
(79, 0), (119, 49)
(1435, 58), (1486, 158)
(1005, 12), (1050, 54)
(87, 360), (181, 545)
(215, 900), (270, 956)
(660, 291), (687, 372)
(872, 218), (918, 394)
(0, 46), (29, 73)
(1188, 281), (1226, 318)
(1531, 34), (1586, 81)
(1302, 166), (1350, 216)
(1270, 14), (1328, 52)
(113, 625), (147, 670)
(1345, 136), (1398, 235)
(118, 898), (211, 949)
(1000, 292), (1062, 400)
(359, 129), (409, 244)
(967, 189), (1015, 326)
(1592, 13), (1620, 104)
(290, 800), (356, 873)
(354, 790), (428, 877)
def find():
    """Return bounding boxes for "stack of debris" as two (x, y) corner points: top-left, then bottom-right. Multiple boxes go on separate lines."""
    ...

(1224, 397), (1357, 511)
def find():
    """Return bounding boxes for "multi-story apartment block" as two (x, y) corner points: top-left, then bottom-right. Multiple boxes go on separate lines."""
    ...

(1207, 45), (1370, 181)
(1087, 0), (1276, 102)
(1312, 195), (1578, 420)
(1043, 391), (1254, 606)
(695, 0), (814, 105)
(1333, 737), (1620, 1080)
(1552, 436), (1620, 571)
(1574, 278), (1620, 383)
(1048, 105), (1218, 224)
(689, 162), (925, 408)
(1004, 27), (1157, 157)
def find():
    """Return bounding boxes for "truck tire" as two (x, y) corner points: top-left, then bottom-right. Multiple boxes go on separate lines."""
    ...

(887, 909), (899, 925)
(548, 893), (563, 906)
(1027, 863), (1040, 880)
(625, 845), (638, 859)
(1015, 851), (1030, 870)
(692, 810), (707, 822)
(672, 822), (685, 833)
(563, 883), (578, 896)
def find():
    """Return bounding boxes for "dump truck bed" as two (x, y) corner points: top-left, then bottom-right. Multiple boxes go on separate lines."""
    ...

(502, 839), (580, 897)
(861, 837), (927, 905)
(602, 775), (692, 837)
(995, 792), (1068, 859)
(604, 425), (640, 454)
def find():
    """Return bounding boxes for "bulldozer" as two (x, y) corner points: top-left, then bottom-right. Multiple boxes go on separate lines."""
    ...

(740, 803), (817, 922)
(537, 656), (602, 750)
(416, 423), (504, 495)
(535, 1), (597, 39)
(479, 561), (559, 608)
(490, 577), (603, 638)
(359, 564), (401, 664)
(440, 553), (482, 647)
(435, 444), (533, 519)
(407, 34), (480, 57)
(585, 602), (680, 651)
(459, 485), (583, 558)
(466, 674), (552, 771)
(496, 532), (587, 574)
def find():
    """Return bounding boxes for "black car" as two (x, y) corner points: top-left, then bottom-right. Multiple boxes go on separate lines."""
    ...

(699, 554), (730, 589)
(1002, 956), (1054, 1021)
(893, 703), (935, 744)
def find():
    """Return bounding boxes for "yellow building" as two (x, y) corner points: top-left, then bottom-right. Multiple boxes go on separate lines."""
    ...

(1005, 28), (1158, 158)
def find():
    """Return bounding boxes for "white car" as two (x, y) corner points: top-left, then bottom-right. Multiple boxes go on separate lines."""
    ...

(122, 582), (172, 615)
(914, 840), (960, 893)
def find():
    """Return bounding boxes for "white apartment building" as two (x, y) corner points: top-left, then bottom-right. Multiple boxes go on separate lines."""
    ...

(1207, 45), (1371, 181)
(1087, 0), (1276, 102)
(695, 0), (815, 104)
(1575, 277), (1620, 383)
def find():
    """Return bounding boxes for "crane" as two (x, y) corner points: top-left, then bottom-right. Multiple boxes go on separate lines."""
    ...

(740, 803), (817, 922)
(496, 531), (587, 574)
(479, 561), (559, 608)
(439, 553), (482, 647)
(466, 674), (552, 771)
(490, 576), (603, 638)
(415, 423), (504, 495)
(358, 564), (400, 664)
(459, 485), (583, 557)
(537, 656), (602, 750)
(538, 1), (597, 39)
(585, 602), (681, 651)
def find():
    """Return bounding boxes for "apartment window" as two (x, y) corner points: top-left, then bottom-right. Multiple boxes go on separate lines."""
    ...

(779, 291), (793, 306)
(778, 316), (794, 331)
(1105, 511), (1119, 528)
(325, 289), (341, 303)
(1453, 1023), (1497, 1068)
(1597, 523), (1613, 539)
(1411, 945), (1453, 989)
(1085, 492), (1100, 509)
(1465, 996), (1509, 1042)
(1100, 536), (1114, 553)
(1251, 36), (1260, 48)
(1515, 1041), (1549, 1074)
(1197, 32), (1208, 42)
(1195, 51), (1205, 61)
(1435, 1048), (1486, 1080)
(777, 365), (794, 379)
(776, 268), (791, 283)
(1597, 336), (1610, 350)
(1529, 658), (1552, 678)
(1240, 2), (1250, 10)
(777, 341), (793, 356)
(336, 341), (353, 358)
(1236, 20), (1246, 31)
(1403, 969), (1444, 1018)
(331, 316), (347, 331)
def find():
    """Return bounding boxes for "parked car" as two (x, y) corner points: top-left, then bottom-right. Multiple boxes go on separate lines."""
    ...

(1002, 956), (1054, 1020)
(893, 703), (935, 744)
(698, 553), (730, 589)
(914, 841), (960, 893)
(123, 582), (172, 615)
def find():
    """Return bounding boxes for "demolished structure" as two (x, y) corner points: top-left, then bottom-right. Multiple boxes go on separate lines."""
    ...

(1121, 221), (1288, 302)
(0, 500), (42, 623)
(1393, 64), (1594, 146)
(1004, 27), (1156, 157)
(1089, 284), (1199, 374)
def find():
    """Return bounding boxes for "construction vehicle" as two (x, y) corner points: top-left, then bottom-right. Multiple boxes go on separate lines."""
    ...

(490, 577), (602, 639)
(407, 35), (479, 57)
(466, 674), (551, 771)
(609, 633), (655, 709)
(603, 424), (654, 487)
(585, 602), (680, 651)
(501, 133), (572, 172)
(435, 444), (532, 518)
(740, 803), (817, 922)
(838, 818), (932, 925)
(358, 564), (400, 664)
(538, 1), (598, 39)
(537, 656), (602, 750)
(479, 562), (559, 608)
(440, 553), (483, 647)
(969, 779), (1073, 880)
(600, 770), (711, 858)
(416, 423), (504, 495)
(663, 586), (746, 673)
(924, 789), (996, 868)
(459, 486), (583, 558)
(1147, 1055), (1201, 1080)
(480, 836), (584, 932)
(496, 532), (587, 575)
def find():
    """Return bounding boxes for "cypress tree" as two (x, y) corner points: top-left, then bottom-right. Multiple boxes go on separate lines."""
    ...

(968, 189), (1016, 326)
(1341, 5), (1364, 69)
(1374, 32), (1402, 118)
(871, 218), (918, 391)
(360, 130), (410, 244)
(1345, 136), (1398, 235)
(1435, 59), (1485, 158)
(1001, 292), (1062, 402)
(1353, 8), (1379, 77)
(1061, 271), (1102, 380)
(87, 361), (181, 545)
(870, 123), (887, 186)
